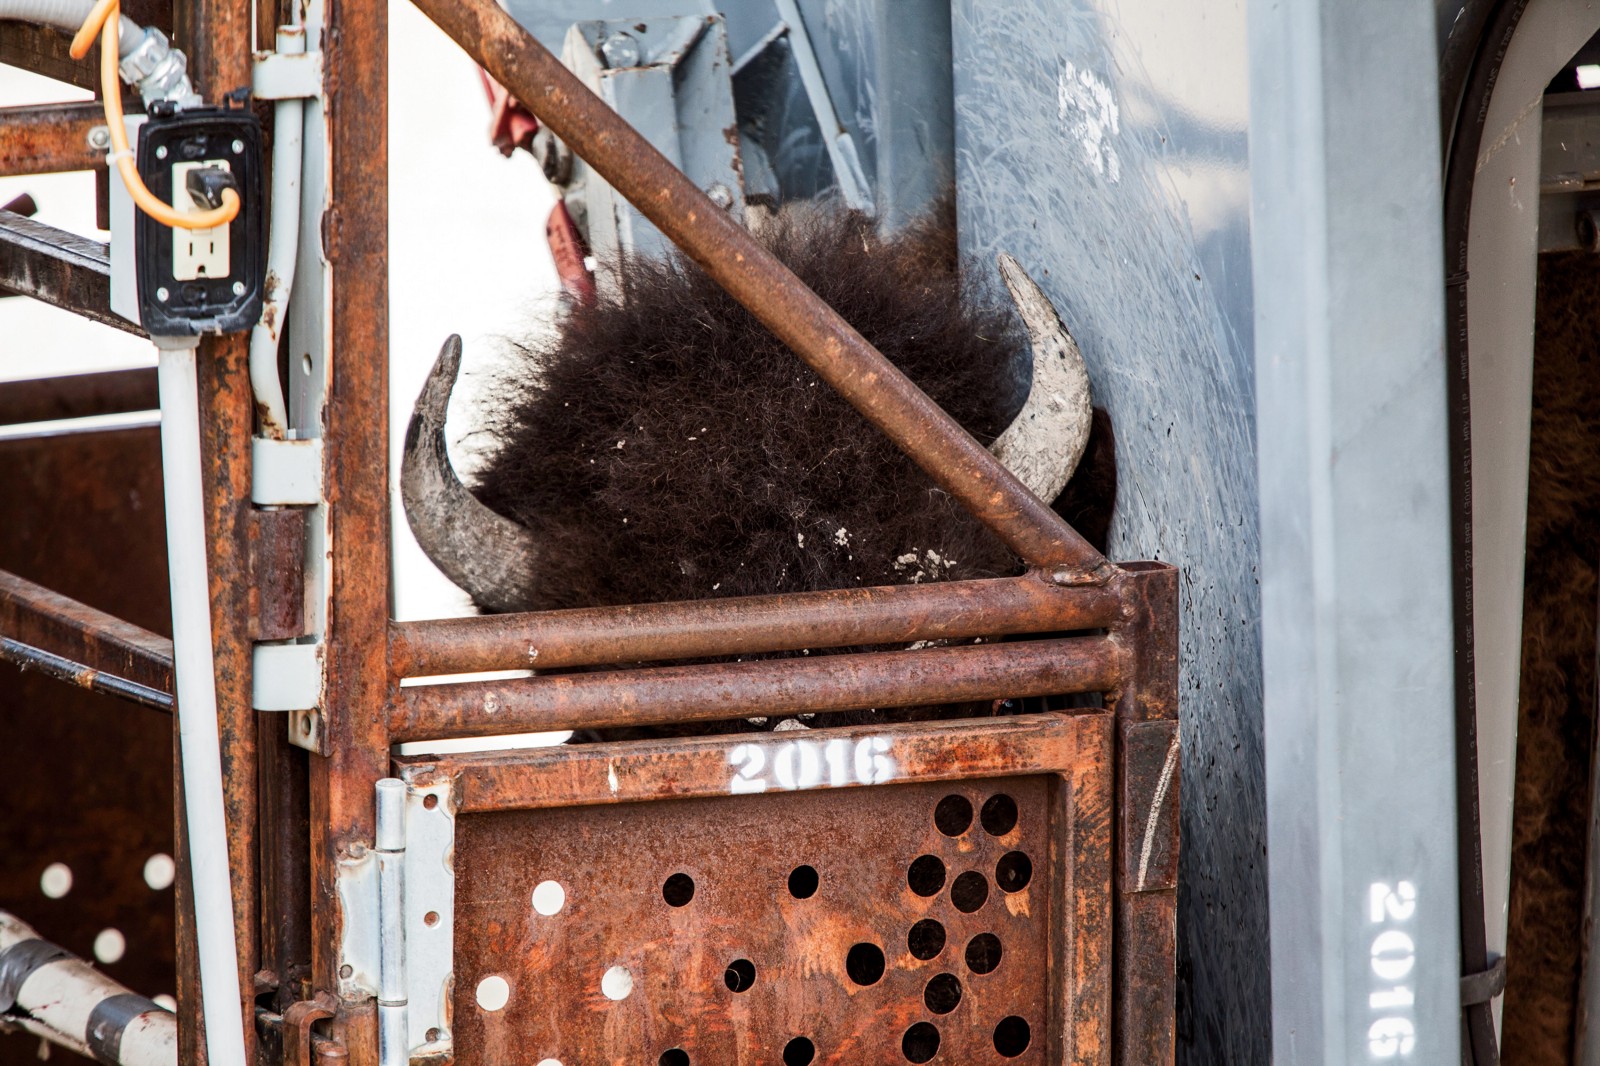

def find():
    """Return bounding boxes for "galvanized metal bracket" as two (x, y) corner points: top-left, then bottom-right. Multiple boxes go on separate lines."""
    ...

(252, 49), (323, 100)
(251, 437), (324, 506)
(252, 641), (322, 711)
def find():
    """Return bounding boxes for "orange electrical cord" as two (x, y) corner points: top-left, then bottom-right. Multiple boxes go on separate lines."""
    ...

(70, 0), (240, 231)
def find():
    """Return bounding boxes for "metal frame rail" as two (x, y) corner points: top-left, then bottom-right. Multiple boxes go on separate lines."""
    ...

(0, 0), (1180, 1058)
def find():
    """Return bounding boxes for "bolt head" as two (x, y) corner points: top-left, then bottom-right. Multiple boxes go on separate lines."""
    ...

(231, 139), (244, 154)
(232, 280), (246, 296)
(155, 286), (170, 302)
(87, 126), (111, 150)
(707, 183), (734, 209)
(155, 145), (168, 159)
(600, 31), (642, 69)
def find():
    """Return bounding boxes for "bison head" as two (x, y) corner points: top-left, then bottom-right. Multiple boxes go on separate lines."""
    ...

(402, 209), (1094, 615)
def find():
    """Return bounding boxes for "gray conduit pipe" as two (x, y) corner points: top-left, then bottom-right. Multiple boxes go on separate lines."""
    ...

(0, 0), (140, 53)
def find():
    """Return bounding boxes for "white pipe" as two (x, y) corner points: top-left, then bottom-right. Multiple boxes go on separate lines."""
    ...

(0, 912), (176, 1066)
(155, 338), (247, 1066)
(248, 24), (306, 441)
(0, 0), (141, 53)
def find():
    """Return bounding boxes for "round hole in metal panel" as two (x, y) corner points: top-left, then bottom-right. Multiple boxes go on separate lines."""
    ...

(994, 1016), (1032, 1057)
(783, 1037), (815, 1065)
(535, 1060), (562, 1066)
(924, 973), (962, 1014)
(143, 853), (176, 891)
(901, 1022), (940, 1063)
(424, 910), (440, 927)
(907, 855), (946, 897)
(724, 958), (756, 992)
(94, 928), (126, 964)
(788, 864), (819, 899)
(845, 942), (886, 986)
(39, 862), (72, 899)
(425, 1028), (441, 1042)
(933, 794), (973, 836)
(908, 918), (946, 961)
(950, 871), (989, 913)
(532, 880), (566, 916)
(995, 851), (1033, 893)
(601, 965), (634, 1001)
(658, 1050), (690, 1066)
(662, 872), (696, 907)
(476, 975), (510, 1011)
(966, 933), (1003, 975)
(981, 793), (1018, 836)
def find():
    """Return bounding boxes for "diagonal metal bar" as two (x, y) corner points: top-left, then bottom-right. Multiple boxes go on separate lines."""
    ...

(0, 102), (107, 178)
(0, 210), (144, 335)
(407, 0), (1110, 579)
(0, 568), (174, 703)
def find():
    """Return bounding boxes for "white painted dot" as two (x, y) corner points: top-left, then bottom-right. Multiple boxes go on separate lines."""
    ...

(94, 928), (126, 964)
(143, 853), (176, 891)
(40, 863), (72, 899)
(536, 1060), (563, 1066)
(475, 975), (510, 1012)
(531, 880), (565, 916)
(153, 995), (176, 1012)
(600, 965), (634, 1001)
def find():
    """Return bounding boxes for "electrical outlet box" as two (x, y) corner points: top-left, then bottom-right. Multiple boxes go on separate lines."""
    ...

(170, 159), (232, 280)
(134, 107), (265, 336)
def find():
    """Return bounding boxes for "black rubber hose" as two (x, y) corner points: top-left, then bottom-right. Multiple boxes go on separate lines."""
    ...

(1439, 2), (1532, 1063)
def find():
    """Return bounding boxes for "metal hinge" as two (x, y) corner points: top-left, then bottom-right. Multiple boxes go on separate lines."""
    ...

(336, 776), (456, 1064)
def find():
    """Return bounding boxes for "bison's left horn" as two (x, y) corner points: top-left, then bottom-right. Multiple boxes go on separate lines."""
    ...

(989, 253), (1093, 504)
(402, 336), (539, 613)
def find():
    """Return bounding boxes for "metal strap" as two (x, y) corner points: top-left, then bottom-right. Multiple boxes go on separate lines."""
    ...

(0, 938), (71, 1012)
(85, 992), (162, 1065)
(1461, 954), (1507, 1007)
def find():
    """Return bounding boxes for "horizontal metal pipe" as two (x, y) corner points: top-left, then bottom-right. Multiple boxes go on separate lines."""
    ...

(407, 0), (1110, 579)
(0, 101), (106, 178)
(0, 567), (174, 697)
(0, 210), (143, 335)
(389, 573), (1126, 678)
(0, 367), (158, 428)
(0, 637), (173, 710)
(389, 634), (1121, 741)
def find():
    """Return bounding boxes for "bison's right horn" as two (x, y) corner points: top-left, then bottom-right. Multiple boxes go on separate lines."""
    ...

(402, 336), (538, 613)
(989, 253), (1093, 504)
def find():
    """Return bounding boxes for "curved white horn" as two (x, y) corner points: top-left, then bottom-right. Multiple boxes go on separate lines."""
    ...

(989, 253), (1093, 503)
(401, 336), (539, 613)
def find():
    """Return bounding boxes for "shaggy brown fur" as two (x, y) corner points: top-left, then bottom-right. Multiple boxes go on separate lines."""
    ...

(473, 207), (1098, 612)
(1500, 251), (1600, 1063)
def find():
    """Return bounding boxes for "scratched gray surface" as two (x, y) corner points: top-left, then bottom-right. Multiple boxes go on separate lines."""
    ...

(951, 2), (1266, 1061)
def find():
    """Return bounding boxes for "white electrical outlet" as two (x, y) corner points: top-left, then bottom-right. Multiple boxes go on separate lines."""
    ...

(172, 158), (232, 280)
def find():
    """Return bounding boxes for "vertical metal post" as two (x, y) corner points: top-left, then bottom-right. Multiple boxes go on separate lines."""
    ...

(169, 0), (260, 1055)
(306, 0), (391, 1058)
(1251, 1), (1463, 1062)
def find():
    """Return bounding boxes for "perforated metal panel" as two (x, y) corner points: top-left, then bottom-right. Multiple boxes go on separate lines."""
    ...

(451, 777), (1068, 1065)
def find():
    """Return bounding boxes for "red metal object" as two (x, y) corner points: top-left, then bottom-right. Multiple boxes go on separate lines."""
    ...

(480, 69), (540, 158)
(545, 198), (595, 302)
